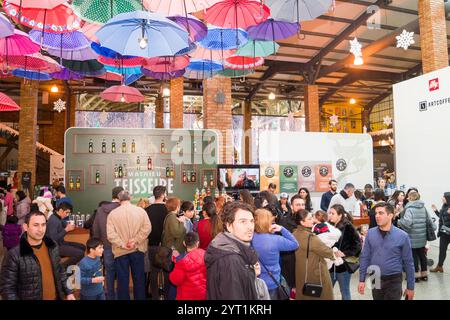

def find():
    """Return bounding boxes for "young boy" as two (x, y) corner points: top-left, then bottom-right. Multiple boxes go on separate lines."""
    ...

(312, 210), (343, 269)
(79, 238), (105, 300)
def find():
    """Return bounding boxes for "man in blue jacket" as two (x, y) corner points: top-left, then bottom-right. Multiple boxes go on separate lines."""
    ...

(358, 202), (415, 300)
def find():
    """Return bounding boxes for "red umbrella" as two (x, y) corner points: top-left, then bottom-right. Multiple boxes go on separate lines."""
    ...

(143, 55), (190, 73)
(0, 92), (21, 111)
(2, 52), (60, 72)
(98, 56), (144, 68)
(190, 46), (236, 61)
(100, 85), (144, 103)
(96, 71), (123, 82)
(224, 55), (264, 70)
(7, 0), (67, 9)
(205, 0), (270, 29)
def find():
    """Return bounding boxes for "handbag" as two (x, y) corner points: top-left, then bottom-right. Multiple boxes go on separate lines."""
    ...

(426, 211), (437, 241)
(302, 234), (323, 298)
(259, 260), (289, 300)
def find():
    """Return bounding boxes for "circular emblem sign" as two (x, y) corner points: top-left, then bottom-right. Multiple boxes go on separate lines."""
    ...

(283, 167), (294, 178)
(301, 166), (312, 177)
(265, 167), (275, 178)
(336, 159), (347, 172)
(319, 166), (329, 177)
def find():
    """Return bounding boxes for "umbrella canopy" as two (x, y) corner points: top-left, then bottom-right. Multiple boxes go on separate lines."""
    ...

(143, 55), (190, 73)
(80, 22), (102, 43)
(265, 0), (333, 23)
(91, 42), (135, 59)
(0, 92), (20, 111)
(218, 68), (254, 77)
(100, 85), (145, 103)
(168, 15), (207, 42)
(190, 46), (236, 61)
(96, 71), (123, 82)
(7, 0), (67, 9)
(184, 69), (218, 79)
(4, 2), (81, 33)
(198, 27), (248, 50)
(174, 41), (197, 55)
(47, 46), (99, 61)
(187, 59), (223, 72)
(247, 18), (299, 41)
(50, 68), (83, 80)
(144, 0), (221, 15)
(96, 11), (190, 58)
(99, 56), (144, 67)
(71, 0), (144, 24)
(0, 30), (40, 56)
(124, 73), (143, 85)
(12, 68), (52, 80)
(141, 68), (184, 80)
(205, 0), (270, 29)
(62, 58), (104, 74)
(29, 30), (91, 50)
(224, 55), (264, 69)
(0, 13), (15, 39)
(104, 65), (142, 76)
(3, 52), (61, 72)
(236, 40), (279, 57)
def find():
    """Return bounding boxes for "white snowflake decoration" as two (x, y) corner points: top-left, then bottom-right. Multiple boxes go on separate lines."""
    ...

(396, 30), (415, 50)
(349, 37), (362, 57)
(99, 110), (108, 125)
(330, 114), (339, 127)
(383, 115), (393, 127)
(144, 104), (156, 115)
(53, 99), (66, 113)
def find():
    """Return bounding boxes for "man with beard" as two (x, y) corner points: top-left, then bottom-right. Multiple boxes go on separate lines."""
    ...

(321, 179), (338, 211)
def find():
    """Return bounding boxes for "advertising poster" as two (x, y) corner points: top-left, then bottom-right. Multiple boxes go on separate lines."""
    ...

(280, 164), (298, 194)
(314, 164), (332, 192)
(298, 162), (316, 192)
(260, 163), (280, 193)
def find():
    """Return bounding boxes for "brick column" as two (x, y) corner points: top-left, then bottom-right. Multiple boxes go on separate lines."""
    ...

(243, 100), (252, 164)
(304, 85), (320, 132)
(18, 79), (38, 193)
(203, 76), (233, 164)
(155, 94), (164, 128)
(170, 78), (184, 128)
(418, 0), (449, 74)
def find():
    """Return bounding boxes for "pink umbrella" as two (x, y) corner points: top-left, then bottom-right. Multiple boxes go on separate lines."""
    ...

(190, 46), (236, 60)
(142, 55), (190, 73)
(205, 0), (270, 29)
(96, 71), (123, 82)
(0, 92), (21, 111)
(144, 0), (222, 16)
(2, 52), (61, 72)
(98, 56), (144, 68)
(100, 85), (144, 103)
(0, 30), (41, 57)
(7, 0), (67, 9)
(80, 22), (102, 43)
(224, 55), (264, 69)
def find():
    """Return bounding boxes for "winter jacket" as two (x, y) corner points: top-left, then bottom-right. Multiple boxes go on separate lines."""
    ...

(4, 192), (14, 216)
(16, 197), (31, 225)
(320, 191), (336, 211)
(162, 212), (186, 253)
(398, 200), (435, 248)
(146, 203), (168, 246)
(328, 190), (357, 215)
(332, 219), (362, 273)
(92, 201), (120, 249)
(169, 248), (207, 300)
(277, 213), (297, 288)
(205, 232), (259, 300)
(197, 218), (212, 250)
(0, 234), (73, 300)
(2, 223), (22, 249)
(436, 192), (450, 237)
(46, 213), (67, 245)
(251, 227), (299, 290)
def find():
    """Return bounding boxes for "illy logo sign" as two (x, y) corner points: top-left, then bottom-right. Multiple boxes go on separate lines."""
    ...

(429, 78), (439, 92)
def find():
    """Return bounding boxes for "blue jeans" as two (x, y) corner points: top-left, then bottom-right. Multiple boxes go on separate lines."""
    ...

(115, 251), (146, 300)
(80, 292), (106, 300)
(330, 271), (352, 300)
(103, 247), (116, 300)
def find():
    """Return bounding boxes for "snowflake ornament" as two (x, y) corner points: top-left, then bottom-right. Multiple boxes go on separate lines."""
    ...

(383, 115), (393, 127)
(53, 99), (66, 113)
(144, 104), (156, 115)
(396, 30), (415, 50)
(330, 114), (339, 127)
(349, 37), (362, 57)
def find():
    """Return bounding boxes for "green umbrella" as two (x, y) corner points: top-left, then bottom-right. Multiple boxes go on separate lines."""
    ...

(235, 40), (280, 58)
(71, 0), (143, 24)
(62, 59), (105, 76)
(218, 69), (255, 78)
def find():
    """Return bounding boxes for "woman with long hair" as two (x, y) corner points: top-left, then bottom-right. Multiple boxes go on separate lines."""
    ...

(197, 202), (217, 250)
(239, 189), (255, 207)
(298, 187), (313, 212)
(388, 190), (405, 214)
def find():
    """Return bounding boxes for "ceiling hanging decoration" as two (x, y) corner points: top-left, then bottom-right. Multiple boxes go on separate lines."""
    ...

(396, 29), (415, 50)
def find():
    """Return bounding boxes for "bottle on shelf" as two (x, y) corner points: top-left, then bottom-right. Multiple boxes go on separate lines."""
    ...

(111, 139), (116, 153)
(193, 141), (197, 153)
(122, 139), (127, 153)
(191, 170), (196, 183)
(182, 170), (187, 183)
(176, 141), (181, 155)
(88, 139), (93, 153)
(170, 165), (174, 178)
(123, 164), (127, 177)
(165, 166), (170, 178)
(114, 165), (119, 178)
(160, 139), (165, 153)
(136, 156), (140, 171)
(210, 175), (214, 188)
(203, 175), (208, 189)
(131, 139), (136, 153)
(95, 170), (100, 184)
(75, 176), (81, 190)
(214, 187), (220, 198)
(69, 176), (74, 190)
(147, 157), (152, 170)
(102, 138), (106, 153)
(118, 164), (123, 178)
(186, 170), (191, 182)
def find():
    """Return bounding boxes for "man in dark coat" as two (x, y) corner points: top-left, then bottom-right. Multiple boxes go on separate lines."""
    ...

(205, 201), (258, 300)
(0, 211), (74, 300)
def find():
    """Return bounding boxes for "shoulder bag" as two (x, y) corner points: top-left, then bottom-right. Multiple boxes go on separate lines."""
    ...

(302, 234), (323, 298)
(426, 210), (437, 241)
(259, 260), (290, 300)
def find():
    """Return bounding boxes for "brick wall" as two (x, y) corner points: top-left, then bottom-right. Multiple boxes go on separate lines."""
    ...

(203, 76), (233, 164)
(155, 95), (164, 128)
(170, 78), (184, 128)
(419, 0), (449, 74)
(304, 85), (320, 132)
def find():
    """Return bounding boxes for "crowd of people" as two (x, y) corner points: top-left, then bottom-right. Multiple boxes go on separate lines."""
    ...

(0, 179), (448, 301)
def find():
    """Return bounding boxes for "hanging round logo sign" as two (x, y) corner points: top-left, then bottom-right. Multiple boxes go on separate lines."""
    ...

(265, 167), (275, 178)
(336, 159), (347, 172)
(319, 166), (329, 177)
(283, 167), (294, 178)
(301, 166), (312, 177)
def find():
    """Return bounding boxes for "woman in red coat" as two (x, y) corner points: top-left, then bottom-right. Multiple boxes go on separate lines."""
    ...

(169, 232), (207, 300)
(197, 202), (218, 250)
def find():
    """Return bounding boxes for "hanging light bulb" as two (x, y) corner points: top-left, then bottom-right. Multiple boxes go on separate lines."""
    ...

(50, 84), (59, 93)
(163, 87), (171, 97)
(354, 55), (364, 66)
(349, 98), (356, 104)
(120, 94), (125, 103)
(139, 37), (148, 49)
(268, 92), (276, 100)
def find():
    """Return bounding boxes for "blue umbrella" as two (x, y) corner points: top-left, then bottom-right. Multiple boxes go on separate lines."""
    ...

(104, 65), (142, 76)
(12, 68), (52, 81)
(96, 10), (189, 58)
(124, 73), (143, 85)
(187, 59), (223, 72)
(175, 42), (197, 56)
(198, 27), (248, 50)
(91, 42), (136, 59)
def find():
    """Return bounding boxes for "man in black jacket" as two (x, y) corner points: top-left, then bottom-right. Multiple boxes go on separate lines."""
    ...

(205, 201), (258, 300)
(0, 211), (75, 300)
(46, 202), (85, 268)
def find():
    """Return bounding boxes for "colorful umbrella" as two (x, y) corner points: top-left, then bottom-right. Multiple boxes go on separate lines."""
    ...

(62, 59), (105, 75)
(47, 46), (99, 61)
(50, 68), (83, 80)
(141, 68), (185, 80)
(265, 0), (333, 23)
(96, 11), (190, 58)
(236, 40), (279, 57)
(168, 15), (207, 42)
(0, 92), (20, 111)
(175, 42), (197, 56)
(99, 56), (144, 67)
(100, 85), (145, 103)
(104, 65), (142, 76)
(143, 55), (190, 73)
(0, 13), (15, 38)
(190, 46), (236, 61)
(184, 69), (219, 79)
(187, 59), (223, 72)
(218, 68), (254, 77)
(12, 68), (52, 80)
(247, 19), (299, 41)
(3, 2), (81, 33)
(96, 71), (123, 82)
(29, 30), (91, 50)
(144, 0), (222, 15)
(4, 52), (61, 72)
(71, 0), (144, 24)
(205, 0), (270, 29)
(198, 27), (248, 50)
(7, 0), (67, 9)
(224, 55), (264, 69)
(91, 42), (135, 59)
(80, 22), (103, 43)
(0, 30), (40, 57)
(124, 73), (143, 85)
